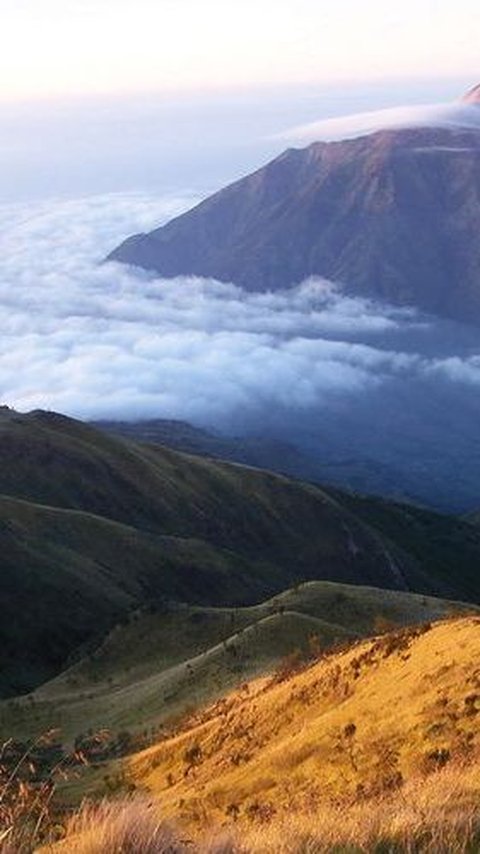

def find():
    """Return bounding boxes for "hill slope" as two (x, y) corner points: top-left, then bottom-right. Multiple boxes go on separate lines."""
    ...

(0, 494), (276, 695)
(125, 615), (480, 838)
(92, 417), (314, 482)
(2, 406), (480, 697)
(3, 581), (471, 743)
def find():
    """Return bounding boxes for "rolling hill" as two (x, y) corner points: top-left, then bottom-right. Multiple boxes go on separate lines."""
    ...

(93, 408), (480, 517)
(2, 581), (472, 744)
(48, 614), (479, 852)
(120, 614), (480, 849)
(1, 405), (480, 699)
(92, 417), (315, 482)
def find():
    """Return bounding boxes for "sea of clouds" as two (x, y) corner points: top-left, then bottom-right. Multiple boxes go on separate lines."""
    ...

(0, 191), (480, 430)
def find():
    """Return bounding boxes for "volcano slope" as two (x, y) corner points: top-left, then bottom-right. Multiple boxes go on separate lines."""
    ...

(1, 405), (480, 698)
(108, 118), (480, 324)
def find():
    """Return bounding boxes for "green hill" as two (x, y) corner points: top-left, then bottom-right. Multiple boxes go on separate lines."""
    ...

(1, 406), (480, 698)
(0, 581), (473, 743)
(0, 494), (275, 695)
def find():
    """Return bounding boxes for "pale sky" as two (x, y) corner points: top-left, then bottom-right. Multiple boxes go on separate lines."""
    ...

(0, 0), (479, 102)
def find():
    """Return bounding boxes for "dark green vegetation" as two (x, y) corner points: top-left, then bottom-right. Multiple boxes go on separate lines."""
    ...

(329, 489), (480, 606)
(0, 581), (474, 743)
(1, 406), (480, 700)
(94, 409), (480, 516)
(92, 417), (314, 481)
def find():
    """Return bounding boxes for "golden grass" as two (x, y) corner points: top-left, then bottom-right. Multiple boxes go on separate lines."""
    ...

(2, 582), (474, 747)
(122, 616), (479, 829)
(33, 616), (480, 852)
(206, 763), (480, 853)
(41, 763), (480, 853)
(44, 798), (183, 853)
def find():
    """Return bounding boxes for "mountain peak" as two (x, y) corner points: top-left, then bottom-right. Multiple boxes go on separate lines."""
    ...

(461, 83), (480, 104)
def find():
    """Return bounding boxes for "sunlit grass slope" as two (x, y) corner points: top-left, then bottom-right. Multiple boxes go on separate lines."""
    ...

(50, 764), (480, 853)
(1, 582), (472, 744)
(46, 615), (480, 853)
(125, 615), (480, 835)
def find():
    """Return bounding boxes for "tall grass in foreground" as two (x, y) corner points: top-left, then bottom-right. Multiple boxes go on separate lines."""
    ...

(0, 730), (114, 853)
(39, 762), (480, 853)
(50, 799), (185, 853)
(219, 763), (480, 853)
(0, 731), (67, 853)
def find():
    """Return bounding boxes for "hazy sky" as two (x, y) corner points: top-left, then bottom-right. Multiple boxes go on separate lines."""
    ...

(0, 0), (479, 101)
(0, 77), (472, 203)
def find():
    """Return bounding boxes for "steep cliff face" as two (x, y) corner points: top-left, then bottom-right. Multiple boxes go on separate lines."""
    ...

(108, 89), (480, 323)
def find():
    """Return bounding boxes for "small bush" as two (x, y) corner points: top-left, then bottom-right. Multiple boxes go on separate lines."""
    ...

(272, 650), (304, 683)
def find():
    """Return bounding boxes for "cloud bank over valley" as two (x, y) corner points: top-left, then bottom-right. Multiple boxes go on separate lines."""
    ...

(2, 192), (480, 509)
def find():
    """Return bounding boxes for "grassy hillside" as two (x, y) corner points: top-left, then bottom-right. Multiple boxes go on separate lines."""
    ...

(333, 488), (480, 603)
(124, 615), (480, 840)
(47, 580), (472, 697)
(0, 409), (410, 592)
(2, 406), (480, 697)
(43, 614), (480, 853)
(1, 582), (474, 745)
(92, 417), (313, 480)
(0, 495), (279, 696)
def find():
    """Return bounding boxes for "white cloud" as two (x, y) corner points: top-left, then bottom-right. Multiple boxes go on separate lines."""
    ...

(280, 102), (480, 143)
(0, 192), (477, 428)
(426, 355), (480, 385)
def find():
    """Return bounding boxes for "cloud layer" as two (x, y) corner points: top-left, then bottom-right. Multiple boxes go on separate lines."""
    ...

(0, 192), (480, 432)
(281, 102), (480, 143)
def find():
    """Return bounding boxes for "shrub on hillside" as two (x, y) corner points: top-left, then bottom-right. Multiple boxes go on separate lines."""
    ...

(272, 649), (304, 683)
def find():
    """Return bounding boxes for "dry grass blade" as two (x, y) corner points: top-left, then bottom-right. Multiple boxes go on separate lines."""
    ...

(50, 797), (187, 853)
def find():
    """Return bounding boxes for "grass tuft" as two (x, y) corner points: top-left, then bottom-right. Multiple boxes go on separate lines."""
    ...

(53, 797), (185, 853)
